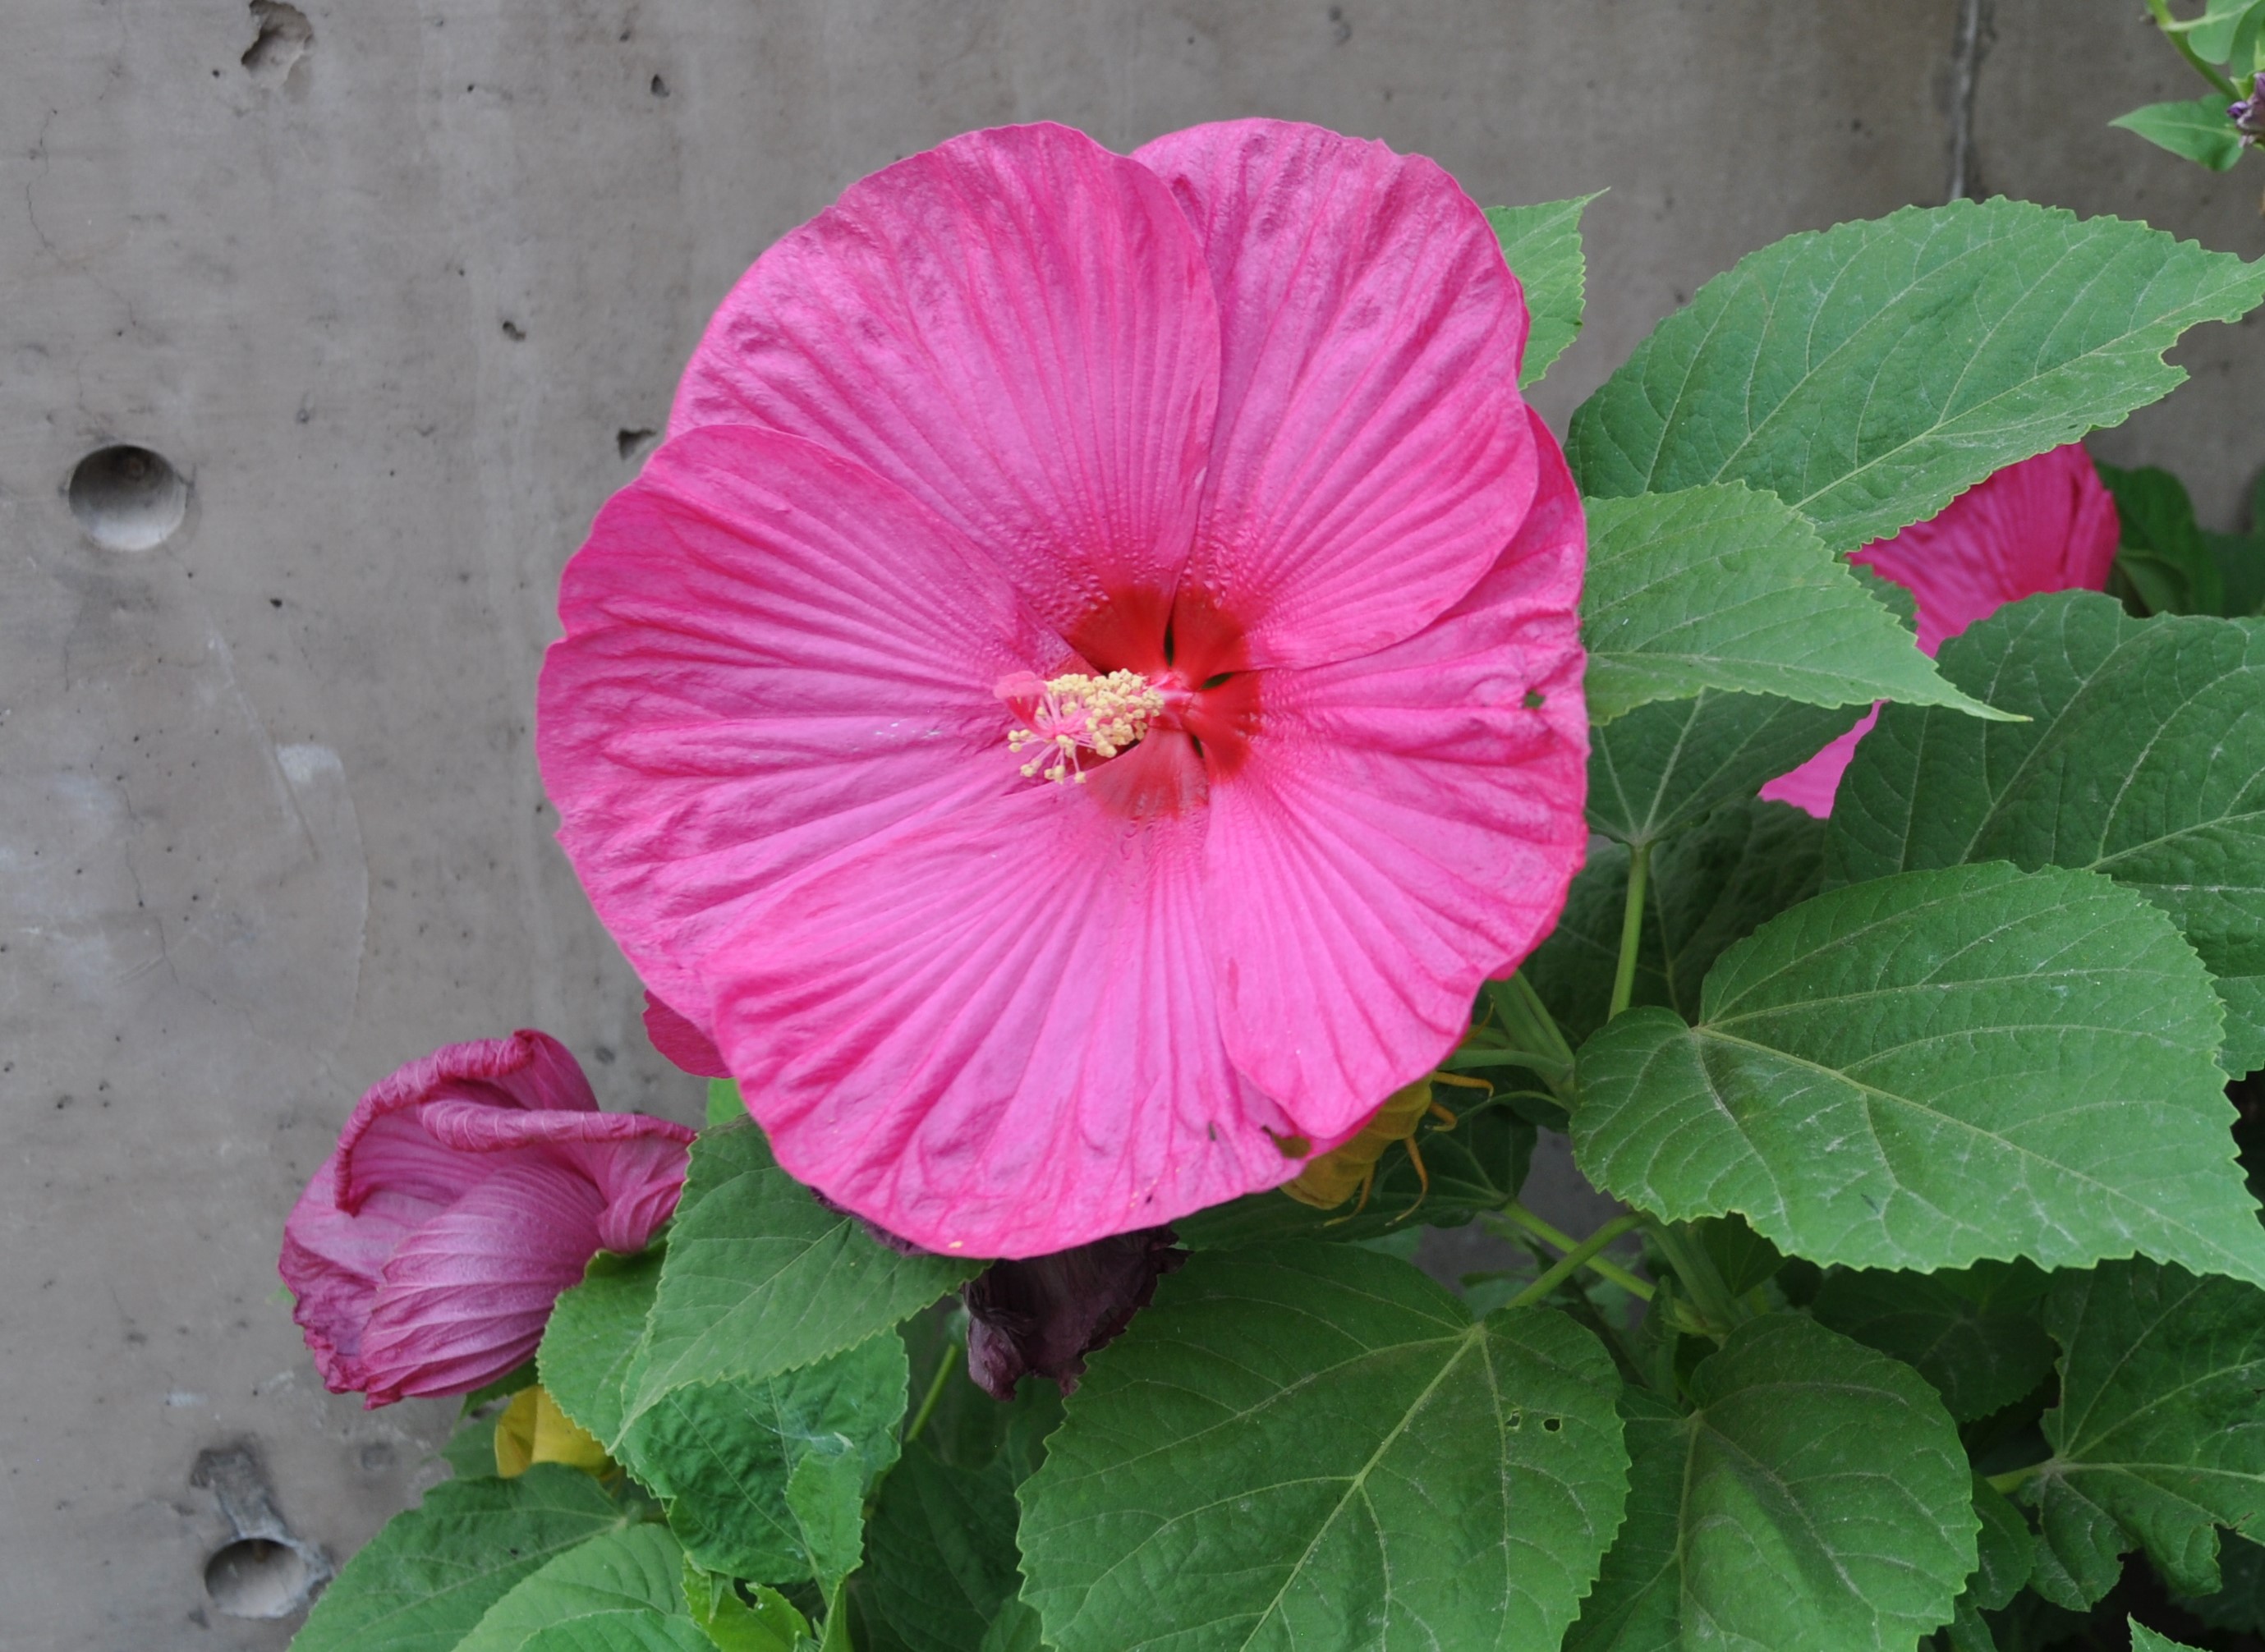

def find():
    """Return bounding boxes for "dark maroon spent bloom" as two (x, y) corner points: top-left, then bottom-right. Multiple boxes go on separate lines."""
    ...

(963, 1228), (1187, 1400)
(2234, 72), (2265, 140)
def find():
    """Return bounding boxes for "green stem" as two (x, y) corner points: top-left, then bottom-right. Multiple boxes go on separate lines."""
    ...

(903, 1344), (956, 1447)
(1499, 1204), (1656, 1300)
(1505, 1214), (1649, 1310)
(1608, 839), (1653, 1021)
(1494, 973), (1579, 1101)
(1645, 1218), (1743, 1335)
(1440, 1045), (1574, 1081)
(1986, 1461), (2047, 1495)
(2148, 0), (2244, 96)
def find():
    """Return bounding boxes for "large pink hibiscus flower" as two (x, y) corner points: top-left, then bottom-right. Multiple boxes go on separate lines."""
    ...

(538, 120), (1587, 1257)
(1762, 443), (2120, 818)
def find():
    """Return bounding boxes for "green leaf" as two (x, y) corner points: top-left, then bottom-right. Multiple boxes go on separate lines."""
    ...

(440, 1408), (507, 1482)
(2208, 528), (2265, 617)
(540, 1246), (664, 1447)
(2129, 1620), (2208, 1652)
(2099, 461), (2227, 615)
(1564, 1315), (1975, 1651)
(2179, 1529), (2265, 1629)
(1568, 199), (2265, 552)
(2025, 1260), (2265, 1607)
(1810, 1261), (2056, 1422)
(1486, 193), (1601, 389)
(460, 1361), (540, 1415)
(455, 1525), (706, 1652)
(292, 1466), (626, 1652)
(1572, 862), (2265, 1283)
(1523, 796), (1826, 1047)
(1019, 1244), (1629, 1652)
(618, 1331), (907, 1590)
(1173, 1094), (1533, 1248)
(623, 1123), (977, 1427)
(2111, 98), (2249, 172)
(1580, 484), (2008, 724)
(1587, 690), (1863, 848)
(1969, 1476), (2036, 1613)
(684, 1560), (811, 1652)
(861, 1442), (1024, 1652)
(708, 1078), (748, 1127)
(2162, 0), (2265, 57)
(1826, 592), (2265, 1076)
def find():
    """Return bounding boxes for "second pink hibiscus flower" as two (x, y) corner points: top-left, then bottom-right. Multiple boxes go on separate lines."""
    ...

(538, 120), (1588, 1257)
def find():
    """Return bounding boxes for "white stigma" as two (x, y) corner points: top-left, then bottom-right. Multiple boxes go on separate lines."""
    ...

(1006, 670), (1167, 785)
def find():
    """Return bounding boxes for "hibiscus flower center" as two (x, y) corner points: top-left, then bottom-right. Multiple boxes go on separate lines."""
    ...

(1002, 669), (1168, 785)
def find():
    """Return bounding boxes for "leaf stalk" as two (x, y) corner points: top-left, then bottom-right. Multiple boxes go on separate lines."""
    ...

(1505, 1213), (1649, 1310)
(1609, 840), (1653, 1021)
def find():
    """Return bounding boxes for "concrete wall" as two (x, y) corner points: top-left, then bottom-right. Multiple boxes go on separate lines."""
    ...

(4, 1), (2257, 1641)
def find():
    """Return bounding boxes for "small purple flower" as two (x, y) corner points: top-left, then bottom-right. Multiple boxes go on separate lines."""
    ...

(963, 1228), (1187, 1399)
(2231, 72), (2265, 140)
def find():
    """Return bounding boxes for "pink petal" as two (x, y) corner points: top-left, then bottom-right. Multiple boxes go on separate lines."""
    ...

(669, 122), (1219, 653)
(703, 741), (1307, 1259)
(280, 1150), (425, 1393)
(1856, 443), (2121, 652)
(1133, 119), (1536, 670)
(357, 1161), (608, 1406)
(538, 424), (1068, 1023)
(1759, 445), (2119, 816)
(644, 993), (729, 1078)
(1205, 411), (1589, 1134)
(336, 1031), (596, 1211)
(1757, 708), (1880, 819)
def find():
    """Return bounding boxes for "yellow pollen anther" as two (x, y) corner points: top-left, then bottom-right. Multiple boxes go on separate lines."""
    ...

(1006, 669), (1166, 786)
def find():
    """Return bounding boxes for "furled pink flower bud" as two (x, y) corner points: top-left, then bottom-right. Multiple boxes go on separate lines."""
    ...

(963, 1227), (1186, 1400)
(278, 1030), (696, 1407)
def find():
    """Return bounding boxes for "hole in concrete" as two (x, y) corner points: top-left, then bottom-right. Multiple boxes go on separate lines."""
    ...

(650, 72), (670, 96)
(617, 427), (656, 460)
(67, 445), (187, 551)
(241, 1), (312, 81)
(204, 1537), (321, 1618)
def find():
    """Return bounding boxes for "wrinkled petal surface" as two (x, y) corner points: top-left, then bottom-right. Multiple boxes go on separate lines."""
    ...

(1206, 411), (1587, 1132)
(356, 1162), (608, 1406)
(279, 1031), (691, 1403)
(672, 122), (1219, 652)
(1135, 119), (1536, 669)
(1762, 444), (2120, 817)
(539, 425), (1066, 1021)
(705, 750), (1305, 1258)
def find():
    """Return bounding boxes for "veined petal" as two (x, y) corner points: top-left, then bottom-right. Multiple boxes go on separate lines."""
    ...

(1206, 414), (1588, 1133)
(337, 1030), (596, 1211)
(704, 741), (1303, 1258)
(1135, 118), (1536, 670)
(1855, 442), (2120, 653)
(357, 1161), (607, 1406)
(539, 425), (1066, 1021)
(671, 122), (1220, 649)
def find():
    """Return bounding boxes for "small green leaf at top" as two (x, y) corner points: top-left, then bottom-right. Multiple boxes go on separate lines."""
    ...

(1572, 862), (2265, 1284)
(617, 1330), (907, 1593)
(1825, 591), (2265, 1075)
(1486, 193), (1601, 389)
(621, 1123), (977, 1428)
(292, 1466), (626, 1652)
(1580, 484), (2010, 725)
(1018, 1243), (1629, 1652)
(1587, 689), (1863, 848)
(454, 1524), (706, 1652)
(1563, 1315), (1976, 1652)
(1568, 198), (2265, 553)
(540, 1245), (664, 1448)
(2024, 1260), (2265, 1609)
(2113, 97), (2249, 171)
(1811, 1260), (2056, 1423)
